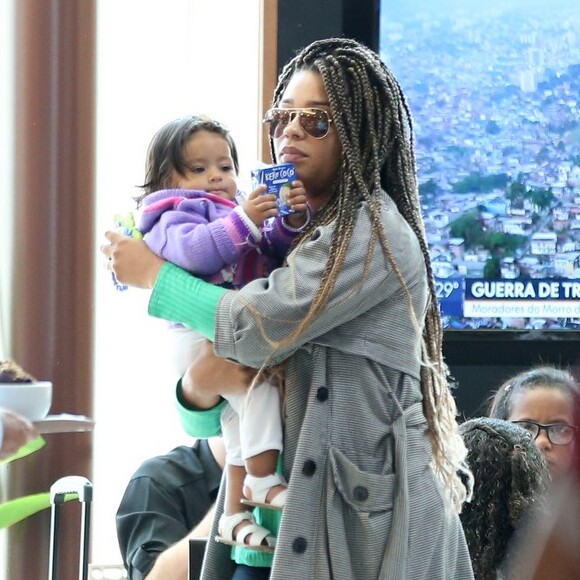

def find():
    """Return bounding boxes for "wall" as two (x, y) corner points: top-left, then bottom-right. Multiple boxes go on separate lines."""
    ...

(0, 0), (15, 361)
(0, 0), (265, 572)
(93, 0), (263, 565)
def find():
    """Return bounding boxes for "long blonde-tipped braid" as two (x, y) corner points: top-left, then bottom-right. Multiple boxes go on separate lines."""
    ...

(371, 64), (474, 510)
(354, 44), (473, 510)
(271, 39), (471, 511)
(348, 51), (474, 509)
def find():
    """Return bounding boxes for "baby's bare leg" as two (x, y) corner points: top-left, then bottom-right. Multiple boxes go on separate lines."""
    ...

(219, 463), (276, 549)
(246, 450), (279, 477)
(225, 463), (246, 515)
(239, 381), (287, 507)
(245, 451), (287, 505)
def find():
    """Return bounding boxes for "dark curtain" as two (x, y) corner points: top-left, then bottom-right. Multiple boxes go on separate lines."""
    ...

(7, 1), (95, 578)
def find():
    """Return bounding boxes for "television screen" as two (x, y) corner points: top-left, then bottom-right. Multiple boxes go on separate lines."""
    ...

(378, 0), (580, 331)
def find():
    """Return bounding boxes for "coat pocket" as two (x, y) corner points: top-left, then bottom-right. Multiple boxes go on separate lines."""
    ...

(326, 446), (395, 578)
(328, 445), (395, 512)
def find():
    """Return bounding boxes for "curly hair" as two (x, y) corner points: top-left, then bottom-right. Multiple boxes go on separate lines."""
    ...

(488, 366), (579, 420)
(459, 417), (550, 580)
(134, 114), (239, 207)
(268, 37), (471, 511)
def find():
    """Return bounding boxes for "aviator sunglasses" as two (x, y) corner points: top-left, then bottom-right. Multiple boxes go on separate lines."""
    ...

(263, 108), (333, 139)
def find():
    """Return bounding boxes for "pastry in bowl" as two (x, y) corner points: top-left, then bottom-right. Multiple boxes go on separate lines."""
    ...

(0, 360), (52, 420)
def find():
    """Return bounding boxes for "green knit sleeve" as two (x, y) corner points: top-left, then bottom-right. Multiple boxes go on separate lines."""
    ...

(175, 379), (225, 438)
(148, 262), (227, 341)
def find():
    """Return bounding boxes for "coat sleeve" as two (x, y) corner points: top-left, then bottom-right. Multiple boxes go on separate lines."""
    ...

(148, 197), (427, 368)
(214, 198), (427, 367)
(175, 379), (225, 437)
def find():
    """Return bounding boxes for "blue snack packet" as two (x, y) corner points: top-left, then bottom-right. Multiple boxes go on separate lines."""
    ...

(251, 162), (297, 216)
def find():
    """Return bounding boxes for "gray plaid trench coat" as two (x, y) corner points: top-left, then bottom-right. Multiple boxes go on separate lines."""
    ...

(202, 192), (473, 579)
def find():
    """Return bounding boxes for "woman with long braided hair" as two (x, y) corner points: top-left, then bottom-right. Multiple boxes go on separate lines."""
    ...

(103, 38), (474, 579)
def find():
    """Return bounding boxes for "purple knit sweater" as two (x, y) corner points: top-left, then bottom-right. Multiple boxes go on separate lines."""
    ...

(139, 189), (301, 288)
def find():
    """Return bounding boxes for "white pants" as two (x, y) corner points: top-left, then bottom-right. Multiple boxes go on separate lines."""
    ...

(169, 326), (283, 466)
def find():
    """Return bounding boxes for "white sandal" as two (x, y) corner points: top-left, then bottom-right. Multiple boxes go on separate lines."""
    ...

(241, 473), (288, 511)
(216, 511), (276, 553)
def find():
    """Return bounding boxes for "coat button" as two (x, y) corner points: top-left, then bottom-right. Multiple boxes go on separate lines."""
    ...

(292, 537), (308, 553)
(353, 486), (369, 502)
(302, 460), (317, 476)
(316, 387), (329, 401)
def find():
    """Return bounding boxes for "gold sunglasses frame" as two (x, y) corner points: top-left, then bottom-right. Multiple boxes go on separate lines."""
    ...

(263, 107), (333, 139)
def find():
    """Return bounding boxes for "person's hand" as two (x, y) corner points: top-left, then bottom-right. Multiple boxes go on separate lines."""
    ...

(284, 180), (308, 228)
(181, 340), (256, 410)
(242, 185), (278, 227)
(0, 408), (39, 460)
(101, 231), (164, 289)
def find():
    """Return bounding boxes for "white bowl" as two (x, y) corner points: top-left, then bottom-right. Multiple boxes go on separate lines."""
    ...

(0, 381), (52, 421)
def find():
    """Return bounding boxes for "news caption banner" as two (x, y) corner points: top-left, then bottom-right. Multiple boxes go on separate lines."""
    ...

(436, 278), (580, 319)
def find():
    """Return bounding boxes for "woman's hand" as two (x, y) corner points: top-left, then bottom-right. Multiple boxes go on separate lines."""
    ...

(101, 231), (164, 289)
(181, 340), (256, 410)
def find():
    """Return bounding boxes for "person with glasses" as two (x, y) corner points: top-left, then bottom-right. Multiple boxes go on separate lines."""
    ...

(488, 366), (579, 481)
(128, 114), (311, 561)
(512, 394), (580, 580)
(458, 417), (550, 580)
(102, 37), (474, 579)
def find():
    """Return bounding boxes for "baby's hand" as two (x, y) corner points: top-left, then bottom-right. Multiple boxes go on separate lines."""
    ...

(242, 185), (279, 226)
(284, 181), (308, 229)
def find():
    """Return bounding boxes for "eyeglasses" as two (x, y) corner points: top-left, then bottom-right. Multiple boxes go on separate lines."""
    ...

(263, 108), (333, 139)
(512, 420), (577, 446)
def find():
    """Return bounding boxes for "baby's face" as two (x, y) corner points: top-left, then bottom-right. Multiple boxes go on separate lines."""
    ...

(171, 129), (237, 200)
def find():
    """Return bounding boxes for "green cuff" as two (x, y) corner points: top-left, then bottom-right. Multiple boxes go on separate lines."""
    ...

(148, 262), (226, 342)
(175, 379), (226, 438)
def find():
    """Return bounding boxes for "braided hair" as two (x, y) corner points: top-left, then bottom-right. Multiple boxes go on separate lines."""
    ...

(269, 38), (472, 511)
(459, 418), (550, 579)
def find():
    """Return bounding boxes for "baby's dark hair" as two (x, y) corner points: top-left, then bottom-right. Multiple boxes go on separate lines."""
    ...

(488, 366), (579, 420)
(134, 115), (239, 207)
(459, 417), (550, 580)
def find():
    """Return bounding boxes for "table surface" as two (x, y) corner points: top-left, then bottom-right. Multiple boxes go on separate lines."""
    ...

(32, 413), (94, 434)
